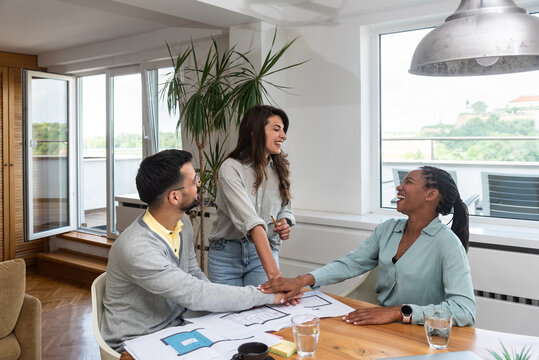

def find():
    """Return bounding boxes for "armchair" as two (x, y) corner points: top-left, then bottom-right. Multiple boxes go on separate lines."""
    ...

(0, 258), (42, 360)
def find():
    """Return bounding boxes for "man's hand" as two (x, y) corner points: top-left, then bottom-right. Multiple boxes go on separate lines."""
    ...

(273, 292), (303, 305)
(274, 219), (290, 240)
(259, 274), (313, 300)
(341, 306), (401, 325)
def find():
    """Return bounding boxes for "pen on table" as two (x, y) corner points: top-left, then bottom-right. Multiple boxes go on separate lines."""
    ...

(271, 216), (279, 228)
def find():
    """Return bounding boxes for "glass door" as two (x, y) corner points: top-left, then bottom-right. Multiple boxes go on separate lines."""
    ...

(24, 70), (76, 240)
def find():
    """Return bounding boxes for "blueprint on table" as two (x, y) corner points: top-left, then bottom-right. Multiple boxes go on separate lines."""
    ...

(186, 291), (355, 333)
(124, 323), (280, 360)
(125, 291), (354, 359)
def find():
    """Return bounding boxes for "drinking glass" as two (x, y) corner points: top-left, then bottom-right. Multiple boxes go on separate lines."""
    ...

(291, 314), (320, 357)
(423, 308), (453, 350)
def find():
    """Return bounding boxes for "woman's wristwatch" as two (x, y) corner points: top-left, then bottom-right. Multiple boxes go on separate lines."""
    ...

(401, 304), (412, 323)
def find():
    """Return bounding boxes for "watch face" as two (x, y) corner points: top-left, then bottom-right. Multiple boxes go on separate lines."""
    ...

(401, 305), (412, 316)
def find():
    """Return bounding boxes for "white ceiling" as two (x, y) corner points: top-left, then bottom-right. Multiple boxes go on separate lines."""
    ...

(0, 0), (252, 54)
(2, 0), (535, 56)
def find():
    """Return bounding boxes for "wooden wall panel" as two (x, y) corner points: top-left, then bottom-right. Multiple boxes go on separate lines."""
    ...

(0, 52), (42, 264)
(0, 51), (38, 68)
(9, 67), (43, 265)
(0, 67), (6, 262)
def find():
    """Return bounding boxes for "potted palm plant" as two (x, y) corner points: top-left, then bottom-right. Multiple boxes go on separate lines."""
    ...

(163, 30), (306, 271)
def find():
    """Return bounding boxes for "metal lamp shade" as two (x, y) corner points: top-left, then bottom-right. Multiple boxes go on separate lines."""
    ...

(409, 0), (539, 76)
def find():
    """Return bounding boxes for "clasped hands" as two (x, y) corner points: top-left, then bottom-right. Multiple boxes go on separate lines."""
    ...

(264, 275), (303, 306)
(260, 276), (402, 325)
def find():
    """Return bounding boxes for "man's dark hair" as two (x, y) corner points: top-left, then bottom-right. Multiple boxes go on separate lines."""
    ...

(136, 149), (193, 207)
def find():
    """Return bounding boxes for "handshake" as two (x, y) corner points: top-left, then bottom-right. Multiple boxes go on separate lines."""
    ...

(258, 274), (316, 305)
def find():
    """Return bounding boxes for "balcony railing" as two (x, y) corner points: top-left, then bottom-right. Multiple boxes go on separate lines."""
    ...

(382, 136), (539, 162)
(380, 137), (539, 215)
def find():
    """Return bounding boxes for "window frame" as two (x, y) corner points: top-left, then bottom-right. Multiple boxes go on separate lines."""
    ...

(75, 61), (179, 237)
(366, 16), (539, 230)
(23, 70), (77, 240)
(140, 59), (182, 153)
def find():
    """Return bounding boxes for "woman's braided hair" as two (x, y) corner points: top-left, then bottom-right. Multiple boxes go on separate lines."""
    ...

(421, 166), (469, 252)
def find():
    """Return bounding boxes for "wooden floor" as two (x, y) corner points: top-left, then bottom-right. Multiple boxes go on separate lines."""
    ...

(26, 266), (101, 360)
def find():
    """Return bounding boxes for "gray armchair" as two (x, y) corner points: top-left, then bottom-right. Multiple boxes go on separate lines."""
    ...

(0, 258), (42, 360)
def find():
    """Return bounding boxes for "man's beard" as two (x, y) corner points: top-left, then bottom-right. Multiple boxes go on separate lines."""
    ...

(181, 198), (200, 212)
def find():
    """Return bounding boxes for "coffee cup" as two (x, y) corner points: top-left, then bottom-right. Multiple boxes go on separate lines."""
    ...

(232, 342), (269, 360)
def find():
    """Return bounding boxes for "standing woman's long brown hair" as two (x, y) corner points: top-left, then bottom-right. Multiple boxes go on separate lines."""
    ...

(227, 105), (291, 204)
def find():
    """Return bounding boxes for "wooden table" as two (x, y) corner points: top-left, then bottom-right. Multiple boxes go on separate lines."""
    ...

(123, 294), (539, 360)
(269, 294), (539, 359)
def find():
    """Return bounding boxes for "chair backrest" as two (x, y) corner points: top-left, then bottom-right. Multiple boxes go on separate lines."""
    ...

(339, 267), (379, 304)
(392, 168), (458, 187)
(91, 273), (121, 360)
(481, 173), (539, 221)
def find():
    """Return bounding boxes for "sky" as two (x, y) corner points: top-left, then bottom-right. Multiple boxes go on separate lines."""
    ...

(380, 27), (539, 134)
(80, 70), (177, 139)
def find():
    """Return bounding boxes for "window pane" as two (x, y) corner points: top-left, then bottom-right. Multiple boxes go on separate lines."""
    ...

(158, 67), (181, 151)
(113, 73), (143, 233)
(379, 26), (539, 221)
(80, 74), (107, 232)
(26, 73), (74, 238)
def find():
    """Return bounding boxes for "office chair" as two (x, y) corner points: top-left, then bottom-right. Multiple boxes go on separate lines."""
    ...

(91, 273), (121, 360)
(339, 267), (379, 304)
(481, 172), (539, 221)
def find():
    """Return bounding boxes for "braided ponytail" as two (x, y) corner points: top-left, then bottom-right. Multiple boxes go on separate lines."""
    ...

(421, 166), (470, 252)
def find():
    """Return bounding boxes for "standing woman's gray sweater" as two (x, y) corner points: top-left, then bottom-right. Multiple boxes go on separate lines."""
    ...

(101, 213), (274, 351)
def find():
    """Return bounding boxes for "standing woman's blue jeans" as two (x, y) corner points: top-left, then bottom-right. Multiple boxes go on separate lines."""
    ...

(208, 238), (279, 286)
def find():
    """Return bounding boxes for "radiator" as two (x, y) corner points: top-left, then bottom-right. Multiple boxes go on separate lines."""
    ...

(468, 247), (539, 336)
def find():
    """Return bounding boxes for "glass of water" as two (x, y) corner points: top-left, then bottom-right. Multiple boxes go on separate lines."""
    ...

(291, 314), (320, 357)
(423, 308), (453, 350)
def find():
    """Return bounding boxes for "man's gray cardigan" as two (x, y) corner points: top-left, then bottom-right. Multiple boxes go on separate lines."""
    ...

(101, 213), (273, 351)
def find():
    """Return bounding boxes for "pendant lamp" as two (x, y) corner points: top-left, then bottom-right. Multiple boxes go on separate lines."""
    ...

(409, 0), (539, 76)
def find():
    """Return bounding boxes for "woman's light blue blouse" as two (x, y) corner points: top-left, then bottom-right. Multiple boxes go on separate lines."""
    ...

(310, 217), (476, 326)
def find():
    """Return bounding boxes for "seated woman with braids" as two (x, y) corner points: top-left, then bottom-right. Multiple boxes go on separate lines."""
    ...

(260, 166), (476, 326)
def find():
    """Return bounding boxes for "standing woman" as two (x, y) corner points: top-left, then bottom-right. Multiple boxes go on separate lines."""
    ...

(208, 105), (295, 286)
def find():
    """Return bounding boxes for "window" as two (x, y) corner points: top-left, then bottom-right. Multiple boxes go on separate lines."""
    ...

(79, 74), (106, 232)
(378, 23), (539, 222)
(27, 64), (182, 239)
(110, 71), (144, 236)
(24, 70), (76, 240)
(74, 65), (180, 237)
(147, 67), (181, 152)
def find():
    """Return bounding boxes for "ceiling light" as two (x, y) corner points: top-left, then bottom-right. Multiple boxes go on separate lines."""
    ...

(409, 0), (539, 76)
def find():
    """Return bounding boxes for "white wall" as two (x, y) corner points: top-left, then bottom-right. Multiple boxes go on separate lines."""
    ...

(277, 2), (466, 215)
